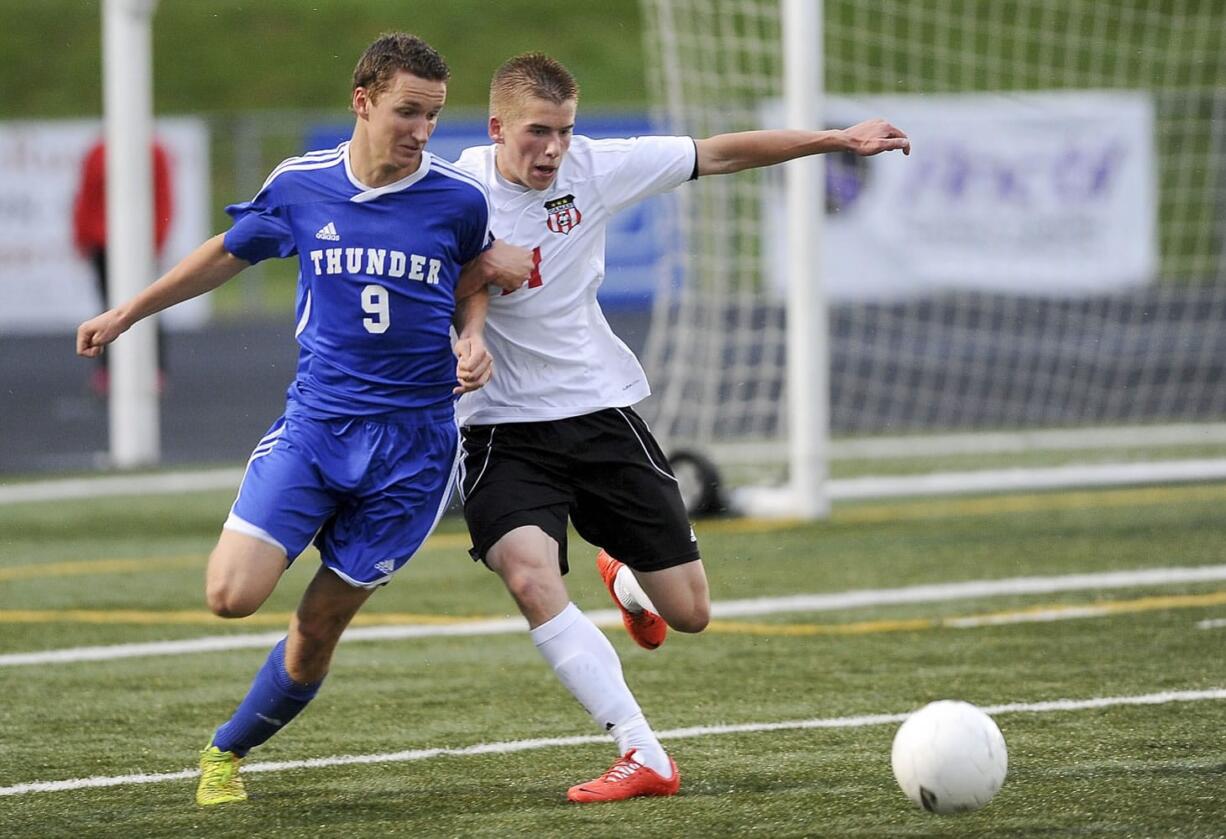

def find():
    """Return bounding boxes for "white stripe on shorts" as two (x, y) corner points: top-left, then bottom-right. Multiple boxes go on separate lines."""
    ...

(223, 512), (288, 555)
(614, 409), (678, 484)
(458, 426), (496, 503)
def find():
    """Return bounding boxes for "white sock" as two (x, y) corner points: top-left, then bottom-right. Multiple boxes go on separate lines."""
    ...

(613, 565), (658, 615)
(530, 603), (669, 775)
(610, 713), (673, 778)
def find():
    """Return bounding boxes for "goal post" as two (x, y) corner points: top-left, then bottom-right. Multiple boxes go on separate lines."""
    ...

(780, 0), (830, 519)
(638, 0), (1226, 511)
(103, 0), (160, 468)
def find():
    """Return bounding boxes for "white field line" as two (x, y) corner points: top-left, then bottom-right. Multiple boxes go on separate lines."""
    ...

(830, 458), (1226, 500)
(2, 687), (1223, 798)
(946, 606), (1123, 626)
(706, 565), (1226, 618)
(4, 564), (1226, 668)
(0, 469), (243, 505)
(709, 424), (1226, 464)
(1197, 618), (1226, 630)
(830, 422), (1226, 460)
(7, 457), (1226, 508)
(0, 619), (531, 667)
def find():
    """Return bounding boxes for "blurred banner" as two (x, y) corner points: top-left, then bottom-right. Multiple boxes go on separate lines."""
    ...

(764, 91), (1157, 300)
(0, 118), (209, 333)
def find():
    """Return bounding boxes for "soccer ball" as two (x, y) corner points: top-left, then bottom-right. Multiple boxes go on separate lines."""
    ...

(890, 700), (1008, 814)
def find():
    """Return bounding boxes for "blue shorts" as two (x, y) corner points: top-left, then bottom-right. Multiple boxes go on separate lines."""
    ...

(226, 406), (460, 588)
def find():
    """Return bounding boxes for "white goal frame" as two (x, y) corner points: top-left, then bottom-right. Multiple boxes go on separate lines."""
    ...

(103, 0), (161, 468)
(640, 0), (1226, 517)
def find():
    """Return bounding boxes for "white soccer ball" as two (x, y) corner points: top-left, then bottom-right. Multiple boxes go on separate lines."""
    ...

(890, 699), (1008, 814)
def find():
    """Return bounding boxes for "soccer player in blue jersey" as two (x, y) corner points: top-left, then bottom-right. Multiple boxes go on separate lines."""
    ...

(76, 33), (531, 806)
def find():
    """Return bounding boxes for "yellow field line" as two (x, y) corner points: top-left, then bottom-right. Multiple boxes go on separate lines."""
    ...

(5, 589), (1224, 631)
(704, 589), (1226, 637)
(0, 609), (491, 627)
(6, 482), (1225, 580)
(0, 556), (203, 581)
(0, 533), (472, 582)
(832, 482), (1226, 526)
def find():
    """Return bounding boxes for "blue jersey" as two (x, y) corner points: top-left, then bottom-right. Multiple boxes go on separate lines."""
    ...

(223, 143), (491, 417)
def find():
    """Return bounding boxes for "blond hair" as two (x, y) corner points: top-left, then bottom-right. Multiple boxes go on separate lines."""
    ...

(490, 53), (579, 120)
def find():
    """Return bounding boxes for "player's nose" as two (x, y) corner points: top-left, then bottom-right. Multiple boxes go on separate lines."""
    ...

(411, 117), (431, 144)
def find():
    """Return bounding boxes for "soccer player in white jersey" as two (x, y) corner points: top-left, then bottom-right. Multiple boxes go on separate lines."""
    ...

(76, 33), (532, 807)
(451, 53), (909, 802)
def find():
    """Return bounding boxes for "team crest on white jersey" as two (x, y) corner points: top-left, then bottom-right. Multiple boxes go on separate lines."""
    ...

(544, 194), (583, 235)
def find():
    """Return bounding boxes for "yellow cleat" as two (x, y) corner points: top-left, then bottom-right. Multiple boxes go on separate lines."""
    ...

(195, 744), (248, 806)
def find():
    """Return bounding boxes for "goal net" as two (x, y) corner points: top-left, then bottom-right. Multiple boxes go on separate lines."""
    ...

(638, 0), (1226, 507)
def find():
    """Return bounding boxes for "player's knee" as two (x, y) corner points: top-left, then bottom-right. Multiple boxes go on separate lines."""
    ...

(501, 566), (555, 610)
(205, 582), (258, 619)
(492, 551), (558, 608)
(205, 536), (285, 618)
(667, 605), (710, 634)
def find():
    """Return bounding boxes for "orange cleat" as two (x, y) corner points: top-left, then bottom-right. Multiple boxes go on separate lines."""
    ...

(597, 549), (667, 650)
(567, 750), (680, 803)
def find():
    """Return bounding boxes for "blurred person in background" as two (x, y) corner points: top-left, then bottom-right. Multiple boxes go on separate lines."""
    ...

(73, 137), (174, 395)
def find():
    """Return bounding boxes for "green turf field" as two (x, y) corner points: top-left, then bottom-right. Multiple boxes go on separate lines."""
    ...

(1, 481), (1224, 836)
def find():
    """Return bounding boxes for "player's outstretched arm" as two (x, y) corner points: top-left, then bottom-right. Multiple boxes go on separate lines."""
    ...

(76, 234), (249, 358)
(455, 239), (534, 298)
(452, 288), (494, 394)
(695, 118), (910, 177)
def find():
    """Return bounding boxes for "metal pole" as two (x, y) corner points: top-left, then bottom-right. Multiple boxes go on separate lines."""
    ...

(103, 0), (160, 467)
(782, 0), (829, 518)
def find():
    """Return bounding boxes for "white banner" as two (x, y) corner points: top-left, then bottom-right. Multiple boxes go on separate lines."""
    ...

(764, 92), (1157, 300)
(0, 118), (210, 333)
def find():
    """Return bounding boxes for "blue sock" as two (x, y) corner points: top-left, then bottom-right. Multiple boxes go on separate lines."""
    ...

(211, 638), (322, 757)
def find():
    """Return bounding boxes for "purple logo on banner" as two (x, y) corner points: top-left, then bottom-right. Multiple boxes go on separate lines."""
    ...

(900, 140), (1127, 207)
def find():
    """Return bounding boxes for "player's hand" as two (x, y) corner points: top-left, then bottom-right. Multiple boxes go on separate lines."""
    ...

(453, 335), (494, 394)
(76, 309), (129, 358)
(842, 118), (910, 157)
(481, 239), (535, 293)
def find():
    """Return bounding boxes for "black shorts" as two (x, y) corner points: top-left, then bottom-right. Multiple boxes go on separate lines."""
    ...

(459, 407), (701, 574)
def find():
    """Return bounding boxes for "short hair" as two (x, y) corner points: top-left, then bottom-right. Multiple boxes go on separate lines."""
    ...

(352, 32), (450, 102)
(490, 53), (580, 119)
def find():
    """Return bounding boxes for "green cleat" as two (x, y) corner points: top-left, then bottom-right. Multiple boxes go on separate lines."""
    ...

(196, 744), (247, 806)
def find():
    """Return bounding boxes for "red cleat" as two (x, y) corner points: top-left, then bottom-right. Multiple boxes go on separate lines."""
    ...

(597, 549), (667, 650)
(566, 750), (680, 803)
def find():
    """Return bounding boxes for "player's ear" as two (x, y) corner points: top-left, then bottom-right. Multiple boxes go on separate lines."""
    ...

(489, 115), (504, 144)
(353, 87), (371, 119)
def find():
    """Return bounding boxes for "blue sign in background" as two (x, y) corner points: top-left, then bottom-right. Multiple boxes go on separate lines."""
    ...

(307, 114), (678, 310)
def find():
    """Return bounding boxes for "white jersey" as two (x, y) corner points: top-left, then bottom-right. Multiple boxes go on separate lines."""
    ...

(452, 134), (697, 426)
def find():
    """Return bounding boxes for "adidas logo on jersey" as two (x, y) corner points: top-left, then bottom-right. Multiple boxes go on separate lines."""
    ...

(315, 221), (340, 241)
(374, 559), (396, 575)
